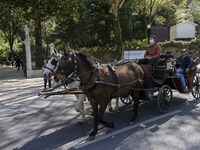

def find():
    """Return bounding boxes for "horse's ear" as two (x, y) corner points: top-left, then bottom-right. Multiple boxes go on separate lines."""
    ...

(54, 48), (58, 55)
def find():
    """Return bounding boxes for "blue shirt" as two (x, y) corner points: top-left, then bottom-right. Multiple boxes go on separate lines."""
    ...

(178, 54), (194, 70)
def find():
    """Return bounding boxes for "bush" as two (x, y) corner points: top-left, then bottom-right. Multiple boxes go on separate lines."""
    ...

(160, 39), (200, 57)
(71, 38), (200, 63)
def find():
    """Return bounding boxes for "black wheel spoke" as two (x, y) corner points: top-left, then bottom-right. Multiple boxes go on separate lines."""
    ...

(157, 85), (172, 113)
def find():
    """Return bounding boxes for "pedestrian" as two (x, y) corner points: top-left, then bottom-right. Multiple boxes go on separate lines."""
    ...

(15, 58), (21, 71)
(10, 57), (15, 68)
(176, 49), (194, 92)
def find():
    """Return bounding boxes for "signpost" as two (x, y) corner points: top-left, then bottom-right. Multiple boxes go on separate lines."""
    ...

(124, 50), (145, 60)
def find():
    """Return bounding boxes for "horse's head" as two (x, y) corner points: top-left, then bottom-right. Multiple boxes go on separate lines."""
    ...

(43, 53), (62, 79)
(56, 51), (77, 78)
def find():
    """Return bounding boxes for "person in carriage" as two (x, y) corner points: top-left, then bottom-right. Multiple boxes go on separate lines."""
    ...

(176, 48), (195, 92)
(137, 35), (161, 100)
(138, 35), (161, 65)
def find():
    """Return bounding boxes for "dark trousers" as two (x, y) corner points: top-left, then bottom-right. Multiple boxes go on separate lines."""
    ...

(138, 58), (157, 66)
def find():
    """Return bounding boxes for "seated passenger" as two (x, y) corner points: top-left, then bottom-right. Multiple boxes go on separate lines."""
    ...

(138, 35), (161, 65)
(176, 49), (194, 92)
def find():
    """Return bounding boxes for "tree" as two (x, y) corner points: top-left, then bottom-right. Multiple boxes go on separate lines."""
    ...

(187, 0), (200, 37)
(102, 0), (126, 60)
(0, 1), (24, 54)
(14, 0), (71, 68)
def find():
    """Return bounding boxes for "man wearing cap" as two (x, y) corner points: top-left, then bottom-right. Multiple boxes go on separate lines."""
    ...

(138, 35), (161, 65)
(176, 49), (194, 92)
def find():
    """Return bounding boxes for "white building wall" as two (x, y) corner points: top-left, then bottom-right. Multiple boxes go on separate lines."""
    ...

(170, 25), (176, 40)
(170, 21), (197, 40)
(176, 23), (196, 39)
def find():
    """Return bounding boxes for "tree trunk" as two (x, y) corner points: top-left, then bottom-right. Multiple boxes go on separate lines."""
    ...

(113, 16), (123, 60)
(8, 37), (14, 53)
(34, 15), (44, 69)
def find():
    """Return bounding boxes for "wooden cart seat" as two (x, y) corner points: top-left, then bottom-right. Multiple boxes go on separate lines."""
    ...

(186, 67), (197, 92)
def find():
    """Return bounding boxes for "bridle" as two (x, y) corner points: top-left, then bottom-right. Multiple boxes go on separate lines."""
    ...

(60, 51), (99, 91)
(43, 54), (61, 75)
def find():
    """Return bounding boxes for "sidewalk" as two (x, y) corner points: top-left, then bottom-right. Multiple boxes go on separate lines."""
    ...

(0, 65), (25, 80)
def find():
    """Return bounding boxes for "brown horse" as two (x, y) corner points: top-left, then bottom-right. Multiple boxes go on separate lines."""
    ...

(53, 51), (145, 140)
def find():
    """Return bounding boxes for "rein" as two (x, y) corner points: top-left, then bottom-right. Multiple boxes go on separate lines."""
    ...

(43, 65), (56, 74)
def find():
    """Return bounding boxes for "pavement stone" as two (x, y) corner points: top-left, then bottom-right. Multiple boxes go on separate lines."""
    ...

(0, 65), (25, 80)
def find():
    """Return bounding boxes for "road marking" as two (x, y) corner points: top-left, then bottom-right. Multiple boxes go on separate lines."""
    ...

(74, 110), (182, 149)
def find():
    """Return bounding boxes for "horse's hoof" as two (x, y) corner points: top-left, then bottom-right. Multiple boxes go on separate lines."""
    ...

(76, 119), (84, 124)
(110, 122), (115, 128)
(87, 112), (93, 116)
(90, 112), (94, 116)
(113, 109), (120, 113)
(128, 121), (134, 126)
(87, 136), (95, 141)
(109, 107), (113, 112)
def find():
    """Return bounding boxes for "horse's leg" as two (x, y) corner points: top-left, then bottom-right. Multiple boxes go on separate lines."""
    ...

(129, 90), (140, 125)
(113, 97), (119, 112)
(107, 98), (119, 112)
(74, 94), (87, 122)
(88, 100), (99, 141)
(99, 101), (115, 128)
(107, 101), (113, 112)
(44, 78), (47, 90)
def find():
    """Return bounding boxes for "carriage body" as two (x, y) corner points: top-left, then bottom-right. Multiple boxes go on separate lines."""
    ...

(137, 54), (200, 113)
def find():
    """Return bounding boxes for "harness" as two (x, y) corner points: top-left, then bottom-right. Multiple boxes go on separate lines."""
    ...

(55, 52), (144, 93)
(43, 54), (60, 74)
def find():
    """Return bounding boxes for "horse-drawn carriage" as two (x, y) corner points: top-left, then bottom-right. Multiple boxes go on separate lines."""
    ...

(39, 50), (200, 140)
(106, 54), (200, 113)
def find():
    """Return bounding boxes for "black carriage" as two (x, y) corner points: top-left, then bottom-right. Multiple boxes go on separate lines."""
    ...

(121, 54), (200, 113)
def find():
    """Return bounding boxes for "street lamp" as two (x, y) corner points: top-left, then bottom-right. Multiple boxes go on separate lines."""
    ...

(147, 23), (151, 44)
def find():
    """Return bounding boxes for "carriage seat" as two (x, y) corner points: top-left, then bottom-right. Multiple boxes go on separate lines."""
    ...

(185, 61), (200, 91)
(160, 54), (174, 59)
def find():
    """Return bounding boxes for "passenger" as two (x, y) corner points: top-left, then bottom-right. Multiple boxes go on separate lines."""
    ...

(176, 49), (194, 92)
(138, 35), (161, 65)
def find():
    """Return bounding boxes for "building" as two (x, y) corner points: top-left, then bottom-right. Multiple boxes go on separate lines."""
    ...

(150, 25), (169, 42)
(170, 21), (197, 40)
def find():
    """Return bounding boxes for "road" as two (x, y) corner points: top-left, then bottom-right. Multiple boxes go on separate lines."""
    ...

(0, 66), (200, 150)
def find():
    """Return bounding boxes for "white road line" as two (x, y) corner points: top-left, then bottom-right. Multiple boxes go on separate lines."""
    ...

(74, 110), (182, 149)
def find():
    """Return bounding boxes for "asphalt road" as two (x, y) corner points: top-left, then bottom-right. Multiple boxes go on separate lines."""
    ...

(0, 66), (200, 150)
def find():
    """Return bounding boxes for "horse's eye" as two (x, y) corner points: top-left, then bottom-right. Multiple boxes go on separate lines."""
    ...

(51, 59), (58, 66)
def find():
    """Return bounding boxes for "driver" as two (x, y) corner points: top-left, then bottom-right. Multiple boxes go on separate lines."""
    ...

(138, 35), (161, 65)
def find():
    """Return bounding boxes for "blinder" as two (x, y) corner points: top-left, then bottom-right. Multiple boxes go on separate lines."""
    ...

(51, 58), (58, 66)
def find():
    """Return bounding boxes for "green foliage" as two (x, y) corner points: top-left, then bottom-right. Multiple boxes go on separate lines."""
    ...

(124, 39), (148, 50)
(79, 45), (116, 63)
(0, 0), (199, 64)
(160, 39), (200, 57)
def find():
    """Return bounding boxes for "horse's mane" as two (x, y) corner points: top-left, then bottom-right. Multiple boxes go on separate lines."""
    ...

(65, 50), (99, 69)
(77, 52), (99, 69)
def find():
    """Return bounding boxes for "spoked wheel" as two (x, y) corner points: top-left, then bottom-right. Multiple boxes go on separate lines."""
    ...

(120, 95), (133, 105)
(157, 85), (172, 113)
(192, 75), (200, 99)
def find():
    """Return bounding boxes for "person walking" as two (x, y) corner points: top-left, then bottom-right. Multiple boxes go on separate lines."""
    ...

(15, 58), (21, 71)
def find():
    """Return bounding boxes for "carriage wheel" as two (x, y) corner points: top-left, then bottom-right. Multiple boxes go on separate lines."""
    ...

(157, 85), (172, 113)
(192, 75), (200, 99)
(120, 95), (133, 105)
